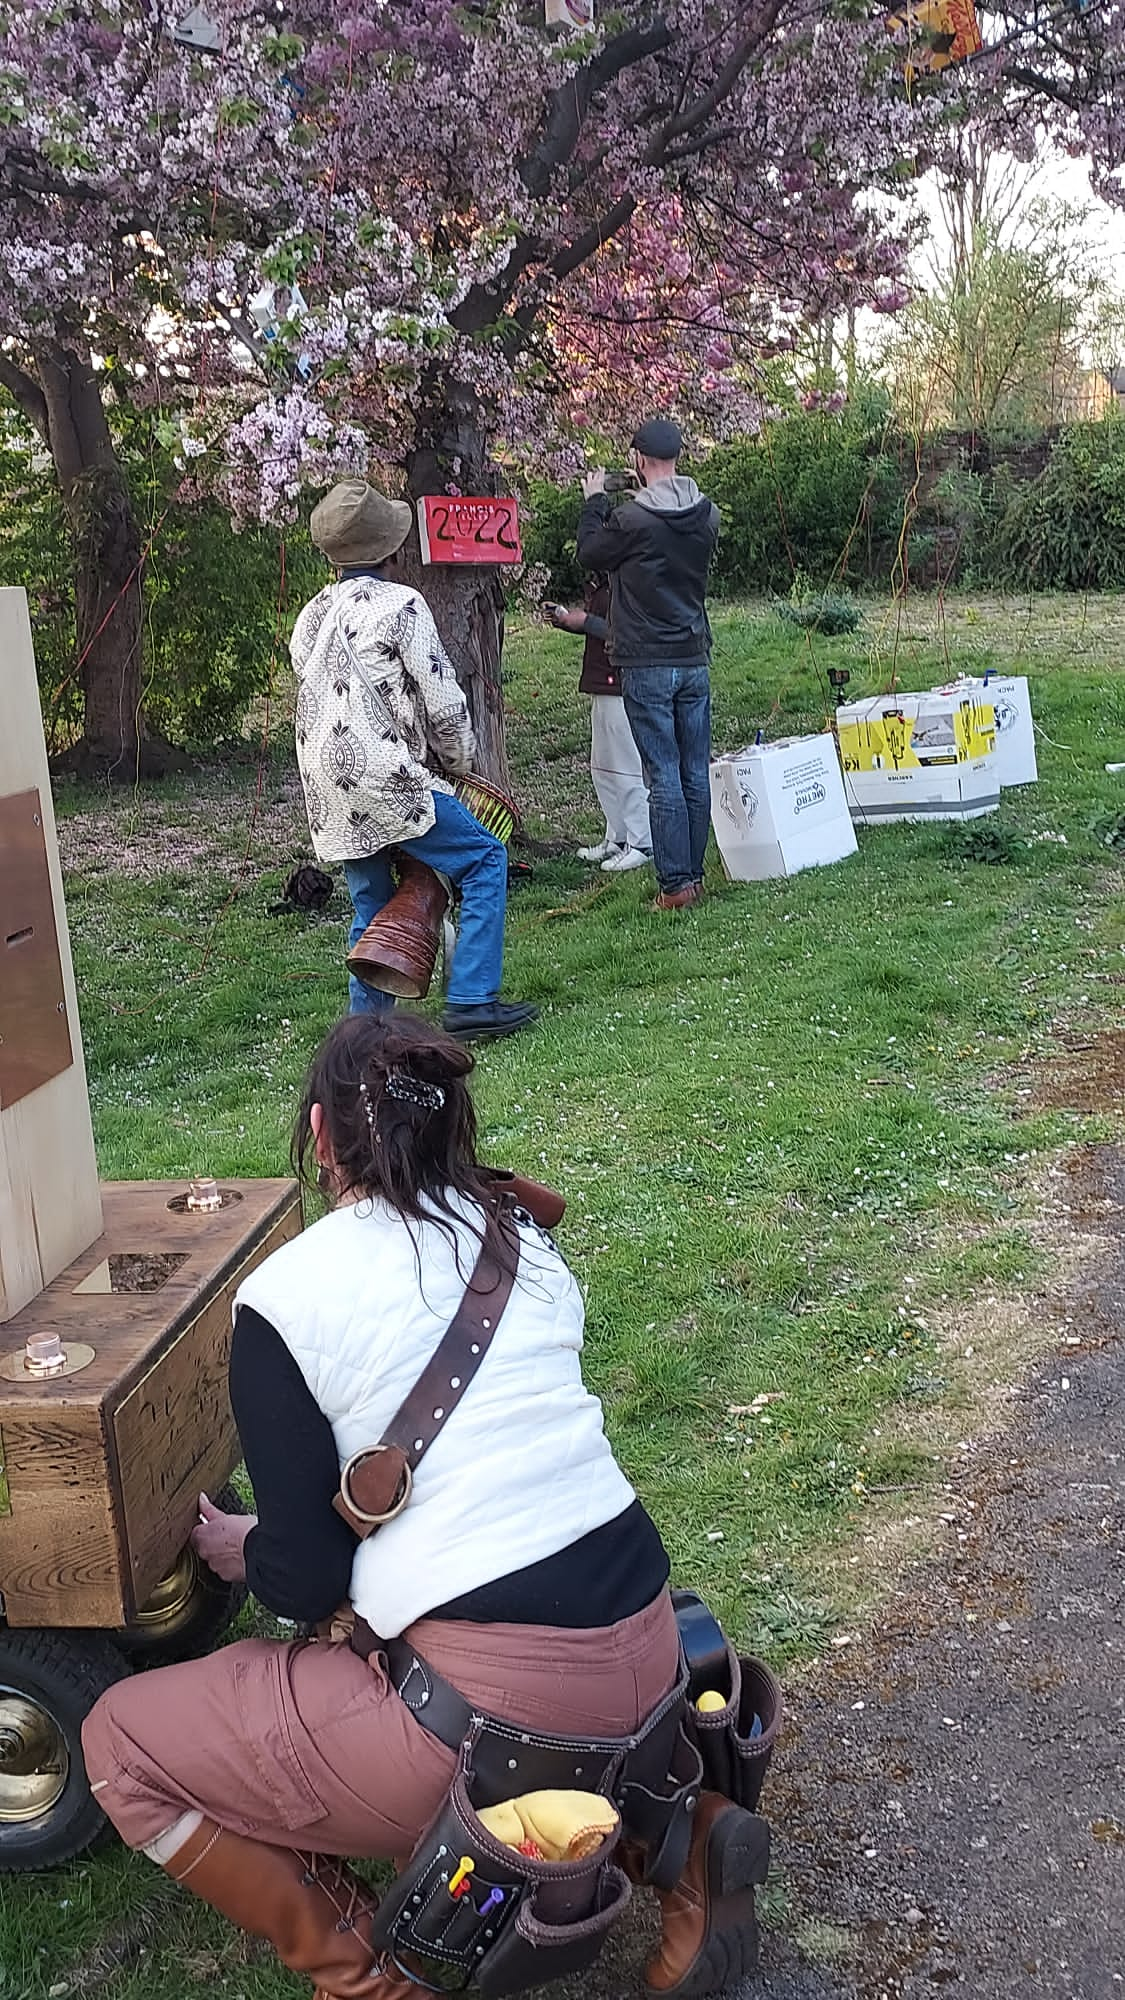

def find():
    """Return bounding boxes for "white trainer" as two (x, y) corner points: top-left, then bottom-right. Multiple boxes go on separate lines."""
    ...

(601, 846), (652, 873)
(577, 838), (620, 863)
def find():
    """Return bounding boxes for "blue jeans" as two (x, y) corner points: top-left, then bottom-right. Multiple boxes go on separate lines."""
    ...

(343, 791), (508, 1013)
(621, 667), (712, 892)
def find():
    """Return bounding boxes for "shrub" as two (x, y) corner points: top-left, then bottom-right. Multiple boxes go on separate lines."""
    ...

(519, 478), (584, 598)
(707, 414), (900, 596)
(0, 420), (320, 750)
(991, 422), (1125, 589)
(776, 591), (861, 636)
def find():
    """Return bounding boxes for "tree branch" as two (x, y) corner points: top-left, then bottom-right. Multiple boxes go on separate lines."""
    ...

(0, 349), (49, 440)
(551, 192), (638, 284)
(655, 0), (785, 150)
(452, 17), (676, 332)
(522, 19), (676, 199)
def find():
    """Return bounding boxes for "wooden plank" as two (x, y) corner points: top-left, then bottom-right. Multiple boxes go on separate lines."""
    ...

(0, 1409), (126, 1627)
(113, 1204), (302, 1615)
(0, 587), (101, 1321)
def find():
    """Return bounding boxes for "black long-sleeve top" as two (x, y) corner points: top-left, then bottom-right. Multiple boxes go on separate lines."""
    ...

(230, 1306), (669, 1630)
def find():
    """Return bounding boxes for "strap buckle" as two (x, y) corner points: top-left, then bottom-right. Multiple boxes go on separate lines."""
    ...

(339, 1446), (413, 1525)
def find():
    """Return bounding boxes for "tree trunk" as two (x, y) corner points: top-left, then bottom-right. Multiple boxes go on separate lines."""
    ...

(401, 376), (511, 795)
(21, 336), (180, 778)
(60, 460), (148, 776)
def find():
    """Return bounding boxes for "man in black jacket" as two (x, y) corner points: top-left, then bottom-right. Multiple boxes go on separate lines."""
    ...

(576, 418), (720, 909)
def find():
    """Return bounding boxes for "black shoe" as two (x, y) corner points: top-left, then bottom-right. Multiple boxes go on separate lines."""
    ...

(442, 1000), (540, 1043)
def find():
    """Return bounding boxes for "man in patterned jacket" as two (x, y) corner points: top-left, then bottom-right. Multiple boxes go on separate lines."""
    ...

(290, 479), (538, 1042)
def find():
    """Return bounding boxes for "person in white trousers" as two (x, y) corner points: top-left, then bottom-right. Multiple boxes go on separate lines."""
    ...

(549, 579), (652, 872)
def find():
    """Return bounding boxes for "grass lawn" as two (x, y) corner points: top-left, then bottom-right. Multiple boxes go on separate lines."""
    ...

(5, 591), (1125, 1999)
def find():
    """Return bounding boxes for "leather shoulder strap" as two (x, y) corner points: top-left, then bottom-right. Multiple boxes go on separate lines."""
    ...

(333, 1216), (519, 1539)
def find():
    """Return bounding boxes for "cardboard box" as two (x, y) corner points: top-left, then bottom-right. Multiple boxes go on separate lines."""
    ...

(710, 735), (858, 881)
(933, 674), (1037, 787)
(836, 690), (999, 822)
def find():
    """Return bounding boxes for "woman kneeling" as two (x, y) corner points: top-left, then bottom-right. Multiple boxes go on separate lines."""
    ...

(83, 1014), (752, 2000)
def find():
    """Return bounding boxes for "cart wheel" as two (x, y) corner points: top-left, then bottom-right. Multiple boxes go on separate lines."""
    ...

(0, 1627), (131, 1871)
(116, 1482), (249, 1667)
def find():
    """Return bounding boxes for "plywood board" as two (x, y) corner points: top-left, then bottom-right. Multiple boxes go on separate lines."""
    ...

(0, 587), (101, 1321)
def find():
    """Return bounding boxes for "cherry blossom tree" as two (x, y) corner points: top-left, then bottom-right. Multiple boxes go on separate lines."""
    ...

(2, 0), (1123, 777)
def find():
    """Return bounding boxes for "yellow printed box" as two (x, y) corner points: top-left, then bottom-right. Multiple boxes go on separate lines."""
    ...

(836, 692), (998, 823)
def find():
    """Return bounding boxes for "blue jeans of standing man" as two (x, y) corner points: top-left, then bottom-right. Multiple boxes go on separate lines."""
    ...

(620, 667), (712, 893)
(342, 791), (508, 1015)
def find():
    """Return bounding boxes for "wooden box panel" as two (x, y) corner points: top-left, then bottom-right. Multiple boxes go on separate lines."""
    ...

(0, 1409), (122, 1627)
(0, 1177), (302, 1628)
(0, 587), (102, 1322)
(115, 1215), (301, 1614)
(0, 789), (73, 1109)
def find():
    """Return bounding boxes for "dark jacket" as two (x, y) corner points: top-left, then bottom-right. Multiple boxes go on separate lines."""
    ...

(576, 477), (720, 670)
(578, 581), (618, 696)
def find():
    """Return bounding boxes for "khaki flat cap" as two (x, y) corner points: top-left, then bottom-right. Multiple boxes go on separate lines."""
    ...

(311, 478), (413, 567)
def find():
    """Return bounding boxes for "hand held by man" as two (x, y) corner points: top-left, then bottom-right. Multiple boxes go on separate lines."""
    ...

(548, 604), (587, 633)
(191, 1490), (256, 1581)
(581, 467), (607, 500)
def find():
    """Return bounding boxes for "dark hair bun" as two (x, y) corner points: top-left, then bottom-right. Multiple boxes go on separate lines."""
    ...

(368, 1015), (474, 1088)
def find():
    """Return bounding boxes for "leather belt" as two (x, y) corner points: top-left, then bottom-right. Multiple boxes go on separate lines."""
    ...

(350, 1620), (474, 1752)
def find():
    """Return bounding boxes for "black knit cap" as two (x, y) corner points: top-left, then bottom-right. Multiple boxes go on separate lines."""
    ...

(631, 417), (683, 460)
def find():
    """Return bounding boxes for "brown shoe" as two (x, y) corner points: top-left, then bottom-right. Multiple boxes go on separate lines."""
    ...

(653, 884), (702, 911)
(166, 1819), (427, 1999)
(644, 1793), (769, 1998)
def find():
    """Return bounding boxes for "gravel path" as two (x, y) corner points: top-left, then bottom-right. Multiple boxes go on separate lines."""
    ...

(570, 1143), (1125, 2000)
(760, 1141), (1125, 2000)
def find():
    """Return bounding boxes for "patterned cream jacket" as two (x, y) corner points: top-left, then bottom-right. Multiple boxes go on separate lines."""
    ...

(289, 574), (476, 862)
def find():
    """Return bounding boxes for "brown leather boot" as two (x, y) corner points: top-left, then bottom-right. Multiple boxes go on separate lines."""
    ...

(652, 884), (703, 911)
(165, 1818), (427, 1999)
(644, 1793), (769, 1998)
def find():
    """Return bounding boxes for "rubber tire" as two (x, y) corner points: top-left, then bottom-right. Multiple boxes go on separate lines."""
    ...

(115, 1481), (249, 1667)
(0, 1627), (132, 1872)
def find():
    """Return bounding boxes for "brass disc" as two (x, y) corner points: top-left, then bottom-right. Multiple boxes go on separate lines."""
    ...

(0, 1342), (96, 1383)
(131, 1546), (199, 1630)
(0, 1691), (69, 1823)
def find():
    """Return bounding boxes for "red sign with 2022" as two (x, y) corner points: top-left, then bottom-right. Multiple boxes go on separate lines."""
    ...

(417, 495), (522, 566)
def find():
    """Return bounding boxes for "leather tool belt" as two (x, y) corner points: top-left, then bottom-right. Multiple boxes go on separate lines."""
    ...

(366, 1643), (703, 1997)
(323, 1182), (781, 1995)
(350, 1601), (781, 1997)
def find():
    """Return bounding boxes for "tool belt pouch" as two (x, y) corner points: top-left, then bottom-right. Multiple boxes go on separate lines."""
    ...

(618, 1709), (704, 1891)
(371, 1761), (629, 1998)
(685, 1645), (783, 1812)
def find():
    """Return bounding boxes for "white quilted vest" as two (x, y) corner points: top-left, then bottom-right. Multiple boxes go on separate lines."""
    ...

(234, 1196), (635, 1637)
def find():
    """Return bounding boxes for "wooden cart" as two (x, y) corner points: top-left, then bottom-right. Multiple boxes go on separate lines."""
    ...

(0, 590), (302, 1868)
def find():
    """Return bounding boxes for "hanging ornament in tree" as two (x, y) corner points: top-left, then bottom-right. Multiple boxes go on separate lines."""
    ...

(886, 0), (982, 80)
(247, 281), (312, 380)
(171, 6), (221, 52)
(546, 0), (594, 27)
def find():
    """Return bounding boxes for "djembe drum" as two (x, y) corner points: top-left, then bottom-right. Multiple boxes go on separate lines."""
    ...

(451, 773), (520, 845)
(346, 775), (520, 1000)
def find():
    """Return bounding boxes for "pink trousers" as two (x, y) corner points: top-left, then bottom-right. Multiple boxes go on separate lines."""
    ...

(82, 1591), (680, 1857)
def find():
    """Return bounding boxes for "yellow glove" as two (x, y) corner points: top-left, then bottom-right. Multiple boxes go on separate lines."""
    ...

(478, 1790), (619, 1862)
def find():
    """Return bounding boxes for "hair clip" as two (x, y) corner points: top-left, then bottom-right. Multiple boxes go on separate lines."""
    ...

(385, 1070), (446, 1111)
(358, 1076), (378, 1137)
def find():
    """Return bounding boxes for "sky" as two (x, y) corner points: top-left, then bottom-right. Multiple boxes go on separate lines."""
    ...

(914, 146), (1125, 281)
(852, 145), (1125, 370)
